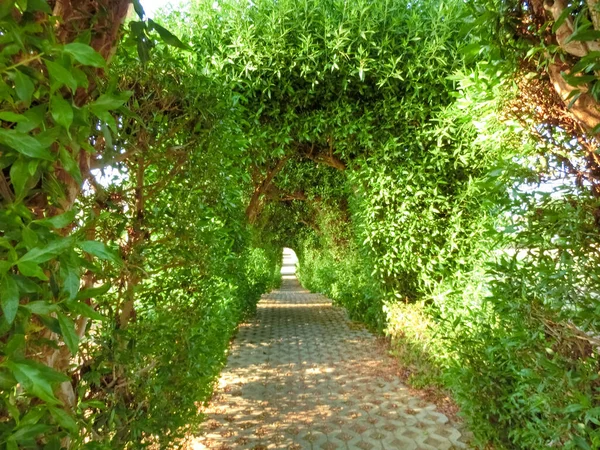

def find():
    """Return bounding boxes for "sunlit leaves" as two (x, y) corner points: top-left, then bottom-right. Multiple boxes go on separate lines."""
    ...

(0, 4), (124, 445)
(3, 360), (68, 404)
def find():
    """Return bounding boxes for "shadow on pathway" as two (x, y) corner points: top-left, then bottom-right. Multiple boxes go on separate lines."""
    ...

(192, 276), (469, 450)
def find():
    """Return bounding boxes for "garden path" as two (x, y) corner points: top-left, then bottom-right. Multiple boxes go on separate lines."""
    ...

(193, 253), (469, 449)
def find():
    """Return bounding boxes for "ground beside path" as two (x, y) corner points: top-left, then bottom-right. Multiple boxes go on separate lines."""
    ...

(193, 276), (469, 450)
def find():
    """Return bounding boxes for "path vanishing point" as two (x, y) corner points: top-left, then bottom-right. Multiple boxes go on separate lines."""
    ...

(193, 249), (469, 449)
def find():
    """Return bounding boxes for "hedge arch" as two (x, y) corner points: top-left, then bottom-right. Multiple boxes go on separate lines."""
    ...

(1, 0), (600, 448)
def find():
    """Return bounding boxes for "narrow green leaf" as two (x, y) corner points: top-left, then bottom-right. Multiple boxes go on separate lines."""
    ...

(13, 275), (41, 294)
(1, 275), (20, 325)
(20, 407), (45, 426)
(0, 129), (54, 160)
(0, 112), (27, 122)
(13, 70), (34, 104)
(568, 28), (600, 43)
(60, 255), (80, 300)
(4, 360), (68, 404)
(17, 261), (48, 280)
(64, 43), (106, 68)
(552, 5), (574, 33)
(90, 92), (132, 111)
(75, 282), (111, 300)
(45, 60), (78, 93)
(50, 95), (73, 133)
(10, 158), (31, 197)
(49, 407), (78, 434)
(572, 435), (592, 450)
(59, 146), (81, 183)
(132, 0), (145, 19)
(22, 301), (58, 315)
(79, 241), (122, 265)
(65, 300), (103, 321)
(34, 210), (76, 229)
(130, 21), (152, 63)
(9, 424), (51, 442)
(149, 19), (190, 50)
(38, 315), (61, 334)
(57, 313), (79, 355)
(19, 238), (73, 264)
(27, 159), (39, 176)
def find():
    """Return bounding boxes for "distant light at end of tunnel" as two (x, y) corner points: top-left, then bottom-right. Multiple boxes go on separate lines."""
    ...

(281, 247), (298, 275)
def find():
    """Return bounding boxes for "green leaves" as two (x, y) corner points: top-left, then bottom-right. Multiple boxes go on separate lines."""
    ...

(1, 275), (19, 324)
(10, 158), (31, 197)
(0, 4), (131, 446)
(79, 241), (122, 265)
(63, 43), (106, 68)
(65, 300), (103, 321)
(0, 111), (28, 122)
(4, 360), (68, 404)
(17, 261), (48, 280)
(148, 19), (190, 50)
(45, 60), (78, 93)
(13, 70), (35, 104)
(57, 313), (79, 355)
(88, 92), (131, 132)
(34, 210), (76, 229)
(61, 257), (81, 301)
(19, 238), (73, 265)
(90, 92), (132, 111)
(50, 95), (73, 133)
(0, 129), (53, 160)
(48, 407), (78, 434)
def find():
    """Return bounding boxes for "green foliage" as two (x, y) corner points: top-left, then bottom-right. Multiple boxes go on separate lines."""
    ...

(0, 2), (279, 447)
(185, 0), (600, 449)
(296, 208), (385, 330)
(0, 4), (127, 447)
(3, 0), (600, 448)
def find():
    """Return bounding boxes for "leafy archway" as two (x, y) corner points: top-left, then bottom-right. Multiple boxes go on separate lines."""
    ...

(1, 0), (600, 448)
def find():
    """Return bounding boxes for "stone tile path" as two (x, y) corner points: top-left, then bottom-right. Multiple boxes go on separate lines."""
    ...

(193, 275), (469, 449)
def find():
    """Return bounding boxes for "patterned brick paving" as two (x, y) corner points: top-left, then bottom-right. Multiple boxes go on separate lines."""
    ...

(193, 276), (469, 449)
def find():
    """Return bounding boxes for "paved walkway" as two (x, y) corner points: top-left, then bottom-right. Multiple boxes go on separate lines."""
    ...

(194, 275), (468, 449)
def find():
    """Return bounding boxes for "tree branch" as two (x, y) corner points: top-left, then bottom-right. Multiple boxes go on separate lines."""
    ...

(246, 157), (289, 224)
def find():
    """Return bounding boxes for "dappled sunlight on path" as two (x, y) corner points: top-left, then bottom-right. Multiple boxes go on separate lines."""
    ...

(192, 276), (469, 449)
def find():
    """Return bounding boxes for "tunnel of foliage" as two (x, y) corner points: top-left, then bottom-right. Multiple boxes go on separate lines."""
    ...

(1, 0), (600, 448)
